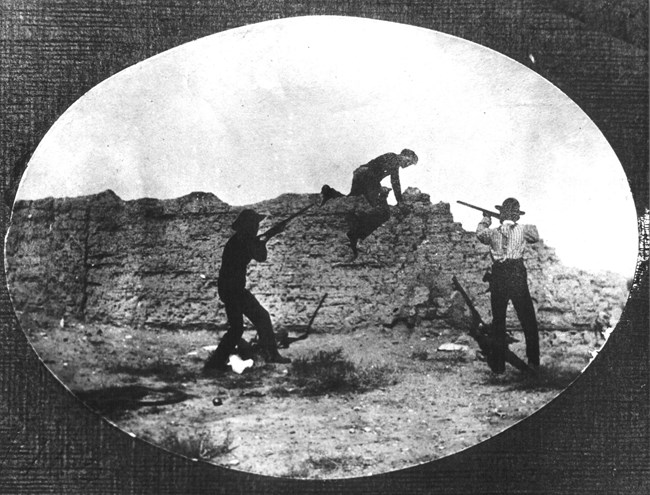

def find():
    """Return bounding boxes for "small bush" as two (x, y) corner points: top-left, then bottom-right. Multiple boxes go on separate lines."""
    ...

(308, 456), (340, 472)
(158, 429), (234, 461)
(283, 454), (367, 478)
(289, 348), (397, 396)
(510, 363), (582, 391)
(486, 362), (583, 391)
(308, 454), (363, 474)
(411, 350), (429, 361)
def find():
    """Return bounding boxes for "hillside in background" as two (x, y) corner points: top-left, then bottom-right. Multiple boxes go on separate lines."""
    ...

(5, 189), (628, 334)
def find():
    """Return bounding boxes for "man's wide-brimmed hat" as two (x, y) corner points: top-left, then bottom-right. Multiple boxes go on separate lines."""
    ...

(231, 209), (266, 231)
(495, 197), (525, 216)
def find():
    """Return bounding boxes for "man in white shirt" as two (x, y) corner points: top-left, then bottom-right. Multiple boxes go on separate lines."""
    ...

(477, 198), (540, 373)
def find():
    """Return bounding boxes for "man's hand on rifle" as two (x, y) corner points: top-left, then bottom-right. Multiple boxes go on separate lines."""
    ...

(256, 203), (315, 241)
(258, 222), (286, 241)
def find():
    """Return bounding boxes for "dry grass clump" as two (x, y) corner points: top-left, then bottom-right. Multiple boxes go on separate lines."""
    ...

(283, 454), (367, 478)
(486, 361), (583, 391)
(288, 348), (398, 396)
(155, 429), (235, 461)
(510, 362), (582, 391)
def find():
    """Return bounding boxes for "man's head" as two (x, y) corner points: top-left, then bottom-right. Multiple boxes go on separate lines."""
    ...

(399, 149), (418, 168)
(495, 197), (525, 223)
(231, 209), (266, 236)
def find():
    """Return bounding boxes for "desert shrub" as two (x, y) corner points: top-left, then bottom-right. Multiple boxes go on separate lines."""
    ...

(411, 350), (429, 361)
(308, 454), (364, 474)
(157, 429), (234, 461)
(283, 454), (367, 478)
(486, 362), (583, 391)
(289, 348), (397, 395)
(511, 362), (582, 391)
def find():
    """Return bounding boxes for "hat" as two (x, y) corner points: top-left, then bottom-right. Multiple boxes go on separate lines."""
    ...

(495, 198), (525, 216)
(231, 209), (266, 231)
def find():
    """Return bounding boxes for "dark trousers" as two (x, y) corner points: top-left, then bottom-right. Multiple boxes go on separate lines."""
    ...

(349, 169), (385, 208)
(347, 172), (390, 244)
(490, 259), (540, 371)
(213, 287), (277, 365)
(329, 173), (386, 209)
(346, 208), (390, 242)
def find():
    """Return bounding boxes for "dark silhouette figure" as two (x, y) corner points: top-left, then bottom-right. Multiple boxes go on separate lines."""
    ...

(476, 197), (540, 373)
(204, 209), (290, 372)
(320, 149), (418, 258)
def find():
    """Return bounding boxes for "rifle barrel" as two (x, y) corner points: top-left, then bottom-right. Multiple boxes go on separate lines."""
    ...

(456, 200), (499, 218)
(258, 203), (315, 240)
(306, 293), (328, 331)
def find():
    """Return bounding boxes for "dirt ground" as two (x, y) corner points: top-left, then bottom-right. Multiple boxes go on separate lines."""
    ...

(24, 318), (604, 479)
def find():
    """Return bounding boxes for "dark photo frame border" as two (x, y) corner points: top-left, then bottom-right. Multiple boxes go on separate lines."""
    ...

(1, 1), (648, 493)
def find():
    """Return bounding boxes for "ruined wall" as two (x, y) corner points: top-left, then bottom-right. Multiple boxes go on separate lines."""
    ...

(5, 189), (629, 332)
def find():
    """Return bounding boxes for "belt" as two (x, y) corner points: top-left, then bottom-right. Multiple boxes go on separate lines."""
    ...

(493, 258), (524, 266)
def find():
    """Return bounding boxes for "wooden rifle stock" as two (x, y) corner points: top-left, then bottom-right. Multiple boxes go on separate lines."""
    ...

(452, 276), (486, 333)
(451, 276), (532, 373)
(278, 293), (328, 348)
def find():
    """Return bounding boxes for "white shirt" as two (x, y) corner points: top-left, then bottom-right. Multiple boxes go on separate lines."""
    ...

(476, 216), (539, 262)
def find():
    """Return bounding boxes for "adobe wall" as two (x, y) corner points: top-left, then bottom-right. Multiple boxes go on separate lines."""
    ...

(5, 189), (629, 333)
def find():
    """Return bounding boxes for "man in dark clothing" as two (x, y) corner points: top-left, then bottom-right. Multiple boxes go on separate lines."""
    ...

(476, 198), (540, 373)
(320, 149), (418, 257)
(204, 209), (290, 372)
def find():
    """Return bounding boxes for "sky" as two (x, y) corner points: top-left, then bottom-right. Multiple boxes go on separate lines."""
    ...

(16, 16), (638, 277)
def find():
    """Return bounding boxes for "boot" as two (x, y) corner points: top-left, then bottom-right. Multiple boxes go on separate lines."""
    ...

(202, 350), (230, 374)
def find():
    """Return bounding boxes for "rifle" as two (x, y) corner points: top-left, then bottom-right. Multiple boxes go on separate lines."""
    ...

(278, 293), (328, 348)
(257, 203), (315, 241)
(451, 276), (532, 373)
(237, 294), (328, 356)
(457, 201), (500, 219)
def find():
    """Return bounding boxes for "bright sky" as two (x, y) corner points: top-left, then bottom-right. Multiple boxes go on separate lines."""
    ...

(16, 16), (638, 277)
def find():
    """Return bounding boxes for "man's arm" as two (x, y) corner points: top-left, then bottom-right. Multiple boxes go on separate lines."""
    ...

(476, 215), (493, 244)
(247, 238), (268, 262)
(390, 171), (402, 203)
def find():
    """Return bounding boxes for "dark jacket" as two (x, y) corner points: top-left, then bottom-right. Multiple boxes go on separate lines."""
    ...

(217, 233), (267, 297)
(351, 152), (404, 202)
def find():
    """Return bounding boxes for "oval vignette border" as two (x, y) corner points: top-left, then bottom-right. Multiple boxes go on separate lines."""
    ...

(0, 2), (648, 495)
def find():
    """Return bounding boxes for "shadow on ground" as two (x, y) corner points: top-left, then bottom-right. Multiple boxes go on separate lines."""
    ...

(74, 385), (195, 417)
